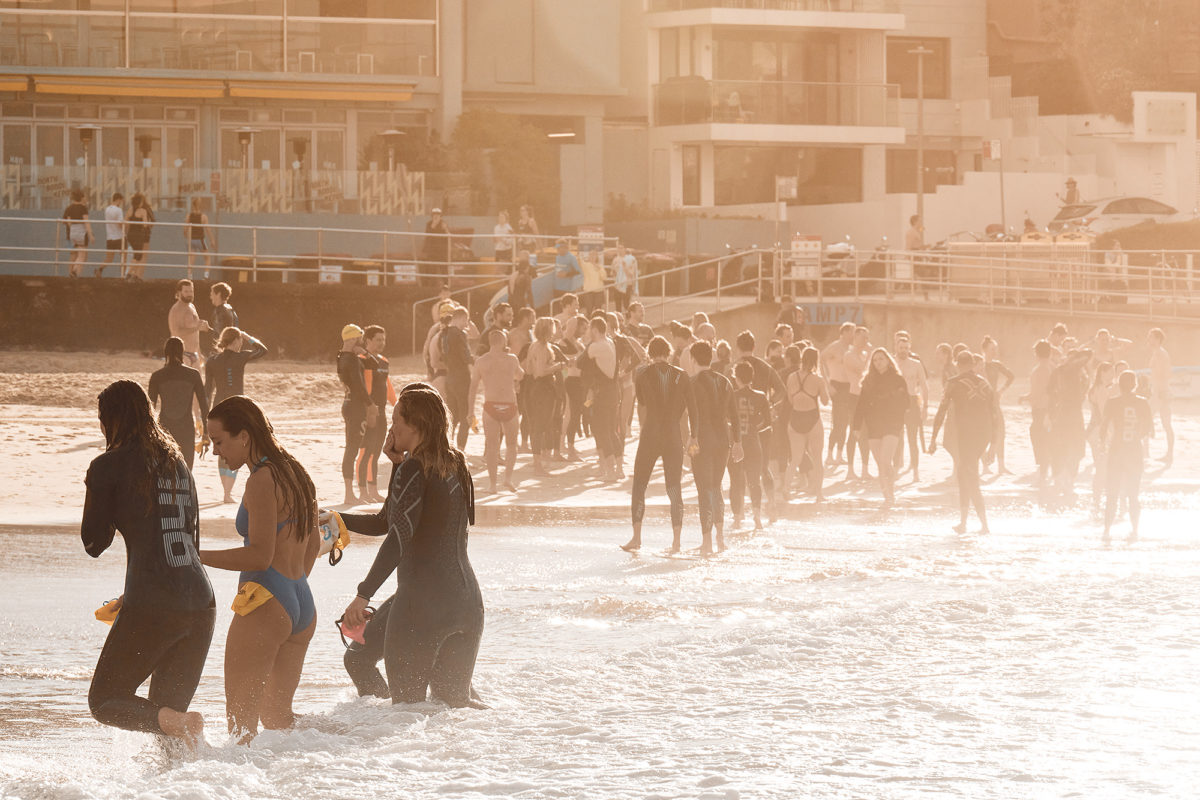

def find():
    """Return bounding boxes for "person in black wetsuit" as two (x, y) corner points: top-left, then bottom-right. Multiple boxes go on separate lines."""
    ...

(149, 336), (208, 470)
(734, 330), (785, 521)
(579, 316), (623, 482)
(621, 335), (697, 553)
(208, 282), (238, 356)
(356, 325), (396, 503)
(1100, 370), (1153, 542)
(441, 307), (475, 450)
(728, 360), (771, 531)
(930, 350), (996, 533)
(852, 348), (909, 507)
(1048, 347), (1092, 499)
(205, 325), (268, 503)
(337, 324), (373, 506)
(82, 380), (215, 747)
(688, 341), (741, 555)
(341, 387), (485, 708)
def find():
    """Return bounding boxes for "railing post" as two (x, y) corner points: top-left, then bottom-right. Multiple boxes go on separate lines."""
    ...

(988, 259), (993, 308)
(382, 231), (389, 287)
(251, 226), (258, 282)
(660, 262), (666, 325)
(1148, 259), (1155, 319)
(756, 250), (764, 303)
(1067, 260), (1073, 315)
(854, 250), (860, 300)
(317, 227), (324, 280)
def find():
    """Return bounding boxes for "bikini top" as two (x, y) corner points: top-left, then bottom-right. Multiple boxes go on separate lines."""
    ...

(235, 457), (293, 540)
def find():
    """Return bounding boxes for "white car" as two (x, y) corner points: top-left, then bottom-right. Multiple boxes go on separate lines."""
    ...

(1048, 196), (1179, 234)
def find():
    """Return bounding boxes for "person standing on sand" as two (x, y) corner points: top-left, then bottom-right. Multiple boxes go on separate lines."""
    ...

(83, 380), (214, 749)
(1100, 370), (1153, 542)
(929, 350), (995, 534)
(149, 336), (208, 471)
(1147, 327), (1174, 467)
(469, 329), (525, 493)
(205, 326), (269, 503)
(168, 279), (207, 371)
(337, 324), (374, 506)
(208, 282), (238, 355)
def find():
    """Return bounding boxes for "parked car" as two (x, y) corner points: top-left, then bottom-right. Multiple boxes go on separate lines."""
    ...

(1048, 196), (1179, 234)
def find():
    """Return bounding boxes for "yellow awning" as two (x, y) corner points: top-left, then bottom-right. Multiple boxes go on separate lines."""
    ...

(33, 76), (225, 99)
(228, 80), (413, 102)
(0, 77), (29, 92)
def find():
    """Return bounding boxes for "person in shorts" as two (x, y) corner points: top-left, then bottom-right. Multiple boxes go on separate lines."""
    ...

(96, 192), (125, 279)
(62, 189), (92, 278)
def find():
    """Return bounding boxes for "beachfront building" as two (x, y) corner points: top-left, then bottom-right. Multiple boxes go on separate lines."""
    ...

(0, 1), (621, 225)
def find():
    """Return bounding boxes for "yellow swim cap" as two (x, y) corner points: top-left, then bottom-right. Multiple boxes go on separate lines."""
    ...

(341, 323), (364, 341)
(439, 301), (457, 318)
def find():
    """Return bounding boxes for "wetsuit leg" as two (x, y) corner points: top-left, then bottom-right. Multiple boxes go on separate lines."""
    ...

(592, 388), (621, 460)
(342, 401), (366, 482)
(662, 437), (685, 530)
(446, 377), (471, 450)
(757, 430), (775, 501)
(530, 377), (557, 453)
(728, 456), (745, 520)
(565, 376), (584, 449)
(161, 415), (196, 471)
(694, 440), (729, 537)
(631, 437), (660, 525)
(89, 604), (215, 734)
(829, 381), (850, 454)
(743, 436), (764, 515)
(482, 409), (501, 484)
(357, 410), (386, 489)
(428, 621), (484, 708)
(344, 595), (393, 699)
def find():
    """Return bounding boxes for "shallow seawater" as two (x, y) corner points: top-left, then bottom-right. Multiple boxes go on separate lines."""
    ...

(2, 500), (1200, 799)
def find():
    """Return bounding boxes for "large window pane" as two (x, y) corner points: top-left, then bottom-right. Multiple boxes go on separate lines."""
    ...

(286, 0), (435, 19)
(128, 1), (283, 13)
(3, 124), (31, 166)
(131, 15), (282, 71)
(101, 126), (129, 167)
(681, 145), (701, 206)
(715, 146), (861, 206)
(36, 126), (63, 167)
(287, 19), (433, 75)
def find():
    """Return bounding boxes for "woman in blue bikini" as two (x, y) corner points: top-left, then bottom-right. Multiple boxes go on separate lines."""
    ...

(200, 396), (319, 741)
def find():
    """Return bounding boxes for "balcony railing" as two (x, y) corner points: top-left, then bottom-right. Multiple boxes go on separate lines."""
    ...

(648, 0), (901, 12)
(0, 164), (425, 216)
(654, 79), (899, 128)
(0, 9), (435, 76)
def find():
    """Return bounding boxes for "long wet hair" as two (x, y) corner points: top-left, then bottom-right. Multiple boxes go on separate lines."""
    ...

(862, 347), (901, 393)
(164, 336), (184, 365)
(97, 380), (184, 510)
(207, 396), (315, 540)
(398, 387), (469, 485)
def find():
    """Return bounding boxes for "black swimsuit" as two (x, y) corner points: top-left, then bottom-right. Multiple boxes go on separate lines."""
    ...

(789, 372), (821, 434)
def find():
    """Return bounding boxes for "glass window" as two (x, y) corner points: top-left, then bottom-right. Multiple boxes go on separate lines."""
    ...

(133, 127), (162, 167)
(1134, 198), (1177, 215)
(316, 129), (344, 171)
(316, 109), (346, 123)
(285, 110), (316, 123)
(101, 107), (132, 120)
(254, 128), (281, 169)
(715, 146), (862, 206)
(886, 37), (949, 100)
(1102, 198), (1140, 214)
(3, 124), (32, 166)
(165, 127), (195, 168)
(134, 106), (165, 120)
(660, 28), (679, 81)
(3, 102), (34, 118)
(129, 1), (283, 13)
(287, 18), (433, 75)
(36, 125), (64, 166)
(681, 145), (701, 206)
(286, 0), (435, 19)
(167, 108), (197, 122)
(35, 106), (66, 118)
(101, 126), (129, 167)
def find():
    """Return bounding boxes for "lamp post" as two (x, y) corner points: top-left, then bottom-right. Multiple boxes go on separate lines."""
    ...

(235, 127), (257, 170)
(76, 124), (101, 201)
(290, 136), (309, 212)
(381, 128), (406, 172)
(908, 45), (933, 226)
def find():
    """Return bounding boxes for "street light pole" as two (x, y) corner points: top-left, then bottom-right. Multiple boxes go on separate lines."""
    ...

(908, 45), (933, 226)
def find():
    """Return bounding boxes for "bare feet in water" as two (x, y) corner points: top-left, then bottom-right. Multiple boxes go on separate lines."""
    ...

(158, 707), (205, 749)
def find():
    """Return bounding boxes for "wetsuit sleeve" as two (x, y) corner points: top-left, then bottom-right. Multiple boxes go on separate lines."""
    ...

(682, 373), (698, 439)
(204, 359), (216, 406)
(356, 460), (424, 600)
(340, 506), (387, 536)
(386, 377), (397, 406)
(243, 337), (268, 363)
(148, 371), (160, 409)
(724, 379), (741, 443)
(996, 361), (1015, 389)
(81, 459), (117, 557)
(931, 381), (955, 441)
(769, 366), (786, 406)
(347, 356), (371, 409)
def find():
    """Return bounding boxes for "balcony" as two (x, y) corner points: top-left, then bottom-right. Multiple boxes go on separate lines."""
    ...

(646, 0), (903, 30)
(655, 78), (899, 130)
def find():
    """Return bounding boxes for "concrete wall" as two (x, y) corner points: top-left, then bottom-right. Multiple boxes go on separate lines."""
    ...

(0, 275), (476, 359)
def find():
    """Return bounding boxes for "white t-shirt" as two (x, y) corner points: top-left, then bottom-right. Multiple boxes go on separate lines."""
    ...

(493, 222), (515, 254)
(105, 204), (124, 242)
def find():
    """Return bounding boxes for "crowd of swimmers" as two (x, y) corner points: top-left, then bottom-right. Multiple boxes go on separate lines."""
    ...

(401, 295), (1169, 548)
(81, 281), (1171, 749)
